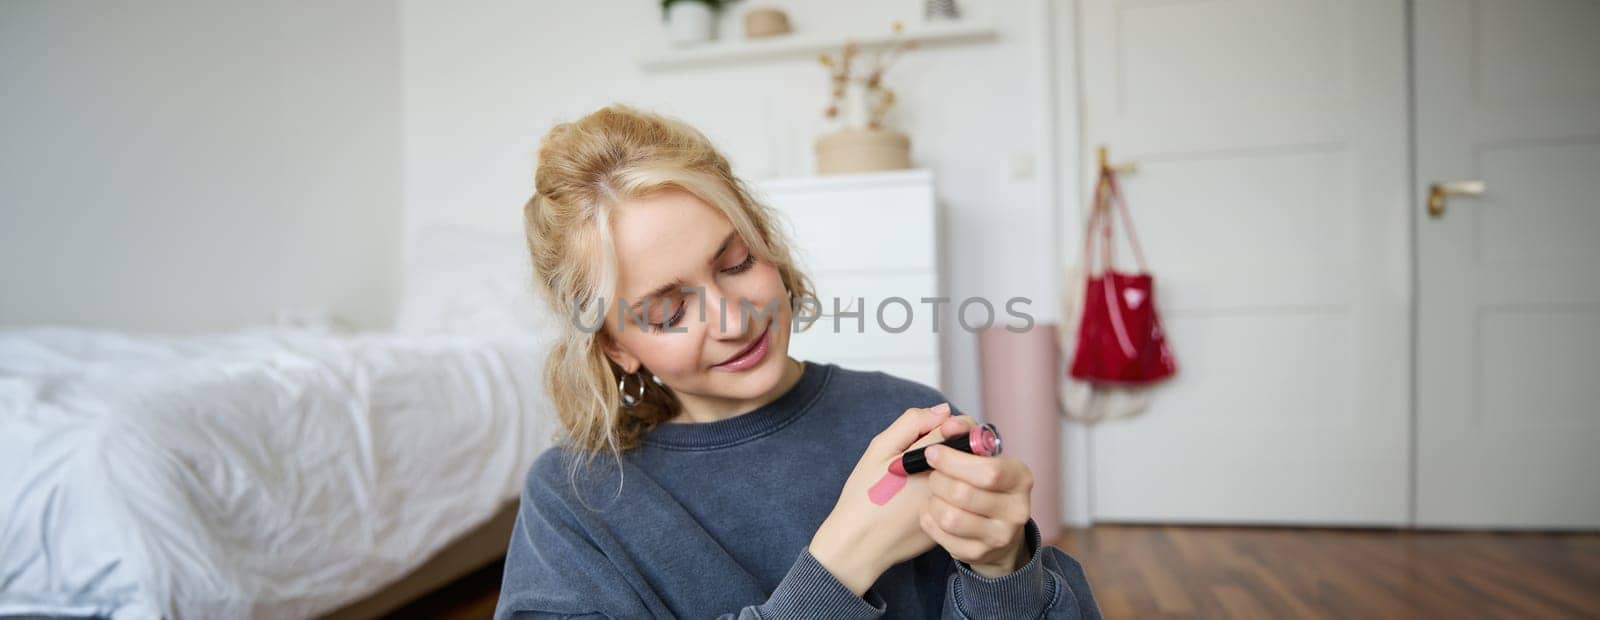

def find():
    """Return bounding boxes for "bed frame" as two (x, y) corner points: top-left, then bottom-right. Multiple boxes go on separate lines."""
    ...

(320, 500), (519, 619)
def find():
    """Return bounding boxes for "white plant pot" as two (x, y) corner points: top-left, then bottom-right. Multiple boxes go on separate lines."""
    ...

(665, 1), (716, 46)
(843, 79), (870, 130)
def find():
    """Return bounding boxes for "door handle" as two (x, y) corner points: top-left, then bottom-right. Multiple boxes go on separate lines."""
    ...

(1427, 180), (1485, 218)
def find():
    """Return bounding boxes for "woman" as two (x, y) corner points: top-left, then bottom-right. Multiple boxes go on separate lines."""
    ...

(495, 104), (1100, 619)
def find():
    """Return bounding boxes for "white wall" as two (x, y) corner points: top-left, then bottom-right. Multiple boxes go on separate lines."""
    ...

(400, 0), (1072, 412)
(0, 0), (1076, 415)
(0, 1), (403, 333)
(0, 0), (1087, 523)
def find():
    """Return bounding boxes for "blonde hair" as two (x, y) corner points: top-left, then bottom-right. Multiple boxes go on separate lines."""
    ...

(525, 104), (815, 473)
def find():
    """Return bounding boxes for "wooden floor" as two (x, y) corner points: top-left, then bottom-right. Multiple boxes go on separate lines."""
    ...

(1056, 526), (1600, 618)
(392, 525), (1600, 619)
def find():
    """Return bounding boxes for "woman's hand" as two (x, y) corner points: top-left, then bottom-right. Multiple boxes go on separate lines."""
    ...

(810, 403), (965, 596)
(920, 416), (1035, 578)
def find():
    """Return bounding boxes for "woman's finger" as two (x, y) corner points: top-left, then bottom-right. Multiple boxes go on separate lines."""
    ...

(870, 403), (951, 455)
(907, 414), (979, 452)
(919, 505), (991, 561)
(921, 497), (1015, 558)
(925, 495), (993, 541)
(927, 470), (1015, 520)
(938, 415), (978, 440)
(926, 448), (1032, 493)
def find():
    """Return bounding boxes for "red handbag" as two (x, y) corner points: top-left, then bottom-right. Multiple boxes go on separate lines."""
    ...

(1068, 163), (1177, 384)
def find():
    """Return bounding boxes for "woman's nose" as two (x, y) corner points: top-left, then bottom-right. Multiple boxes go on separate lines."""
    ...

(706, 287), (757, 340)
(708, 295), (743, 340)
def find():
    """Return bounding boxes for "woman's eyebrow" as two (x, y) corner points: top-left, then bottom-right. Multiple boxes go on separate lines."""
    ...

(628, 230), (736, 312)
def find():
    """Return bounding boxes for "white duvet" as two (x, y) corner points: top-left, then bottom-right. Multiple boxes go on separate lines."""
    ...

(0, 327), (557, 619)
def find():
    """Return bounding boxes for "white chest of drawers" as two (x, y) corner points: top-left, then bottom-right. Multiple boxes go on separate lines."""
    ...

(753, 169), (943, 390)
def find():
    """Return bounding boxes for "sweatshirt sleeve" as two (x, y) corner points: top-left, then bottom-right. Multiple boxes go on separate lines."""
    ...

(713, 546), (886, 620)
(494, 459), (889, 620)
(493, 468), (655, 620)
(941, 518), (1103, 619)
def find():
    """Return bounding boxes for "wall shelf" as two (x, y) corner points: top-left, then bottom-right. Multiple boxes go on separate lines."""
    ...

(636, 20), (997, 71)
(755, 168), (933, 193)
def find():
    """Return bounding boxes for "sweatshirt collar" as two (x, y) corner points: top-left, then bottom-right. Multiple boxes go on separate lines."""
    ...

(641, 360), (831, 451)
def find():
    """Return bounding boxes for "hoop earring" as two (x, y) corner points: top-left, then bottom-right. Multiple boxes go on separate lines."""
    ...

(619, 371), (646, 407)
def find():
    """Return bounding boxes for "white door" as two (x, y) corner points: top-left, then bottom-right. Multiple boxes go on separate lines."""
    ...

(1414, 0), (1600, 529)
(1076, 0), (1412, 524)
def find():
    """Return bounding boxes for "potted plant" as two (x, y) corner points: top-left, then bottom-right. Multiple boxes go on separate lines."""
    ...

(814, 23), (919, 175)
(662, 0), (727, 46)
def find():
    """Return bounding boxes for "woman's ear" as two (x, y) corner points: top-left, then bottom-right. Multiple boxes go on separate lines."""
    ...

(599, 332), (640, 374)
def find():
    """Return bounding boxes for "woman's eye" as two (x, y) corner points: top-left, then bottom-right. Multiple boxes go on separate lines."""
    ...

(651, 301), (686, 331)
(722, 252), (756, 275)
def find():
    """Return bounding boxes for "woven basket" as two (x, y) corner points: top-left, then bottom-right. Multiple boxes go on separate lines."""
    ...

(815, 128), (911, 175)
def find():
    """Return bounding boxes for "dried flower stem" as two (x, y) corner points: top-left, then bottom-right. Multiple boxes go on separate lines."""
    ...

(818, 22), (916, 128)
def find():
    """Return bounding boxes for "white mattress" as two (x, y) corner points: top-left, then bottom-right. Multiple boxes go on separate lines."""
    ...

(0, 327), (557, 619)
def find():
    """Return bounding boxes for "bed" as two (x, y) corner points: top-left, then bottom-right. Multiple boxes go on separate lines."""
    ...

(0, 226), (559, 619)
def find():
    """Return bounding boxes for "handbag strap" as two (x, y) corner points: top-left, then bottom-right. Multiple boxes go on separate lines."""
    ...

(1081, 173), (1111, 276)
(1080, 163), (1143, 358)
(1081, 164), (1149, 276)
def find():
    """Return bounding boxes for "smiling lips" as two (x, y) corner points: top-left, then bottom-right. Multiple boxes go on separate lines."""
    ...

(712, 322), (770, 371)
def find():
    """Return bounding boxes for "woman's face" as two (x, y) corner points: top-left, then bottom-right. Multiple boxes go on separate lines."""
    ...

(600, 188), (795, 406)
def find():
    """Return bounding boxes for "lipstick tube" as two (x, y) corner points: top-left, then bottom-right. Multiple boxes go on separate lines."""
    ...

(890, 423), (1003, 476)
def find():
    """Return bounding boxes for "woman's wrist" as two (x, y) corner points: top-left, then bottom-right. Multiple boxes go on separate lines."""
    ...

(965, 524), (1031, 577)
(808, 518), (887, 597)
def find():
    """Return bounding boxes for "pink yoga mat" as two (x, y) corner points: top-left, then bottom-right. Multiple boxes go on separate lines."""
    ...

(977, 324), (1062, 543)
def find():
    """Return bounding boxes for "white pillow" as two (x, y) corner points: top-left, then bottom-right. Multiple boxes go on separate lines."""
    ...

(395, 225), (556, 337)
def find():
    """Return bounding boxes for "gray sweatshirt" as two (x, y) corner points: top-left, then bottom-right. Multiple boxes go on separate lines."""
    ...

(494, 361), (1101, 619)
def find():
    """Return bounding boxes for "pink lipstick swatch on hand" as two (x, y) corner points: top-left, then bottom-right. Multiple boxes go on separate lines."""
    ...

(868, 469), (907, 505)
